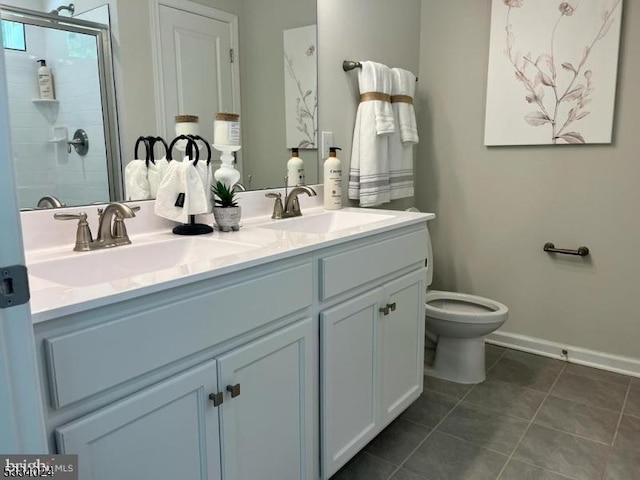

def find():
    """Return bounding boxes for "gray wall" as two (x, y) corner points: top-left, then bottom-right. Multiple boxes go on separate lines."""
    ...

(317, 0), (422, 210)
(416, 0), (640, 359)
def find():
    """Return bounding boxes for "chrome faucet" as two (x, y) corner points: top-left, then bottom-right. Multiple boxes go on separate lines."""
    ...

(54, 202), (139, 252)
(283, 186), (317, 218)
(37, 195), (66, 209)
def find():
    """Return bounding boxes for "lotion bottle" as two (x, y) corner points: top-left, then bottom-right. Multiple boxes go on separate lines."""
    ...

(37, 59), (54, 100)
(323, 147), (342, 210)
(286, 147), (305, 186)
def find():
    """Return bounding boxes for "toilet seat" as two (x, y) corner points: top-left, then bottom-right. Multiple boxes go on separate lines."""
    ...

(425, 290), (508, 324)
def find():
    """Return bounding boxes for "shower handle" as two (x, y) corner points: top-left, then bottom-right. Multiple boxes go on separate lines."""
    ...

(68, 128), (89, 155)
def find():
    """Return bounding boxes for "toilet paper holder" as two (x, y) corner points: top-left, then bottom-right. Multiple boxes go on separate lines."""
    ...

(543, 242), (590, 257)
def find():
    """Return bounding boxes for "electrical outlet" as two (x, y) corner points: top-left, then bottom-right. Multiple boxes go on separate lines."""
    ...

(321, 131), (334, 160)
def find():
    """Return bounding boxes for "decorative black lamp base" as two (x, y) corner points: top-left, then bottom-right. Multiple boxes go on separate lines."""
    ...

(172, 215), (213, 236)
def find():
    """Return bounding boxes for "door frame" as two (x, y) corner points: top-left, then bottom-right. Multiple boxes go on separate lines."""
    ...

(0, 43), (48, 453)
(148, 0), (241, 139)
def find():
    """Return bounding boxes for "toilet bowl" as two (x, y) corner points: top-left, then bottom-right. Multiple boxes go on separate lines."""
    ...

(425, 290), (508, 384)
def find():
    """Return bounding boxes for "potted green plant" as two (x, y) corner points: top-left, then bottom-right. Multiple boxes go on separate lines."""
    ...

(211, 181), (241, 231)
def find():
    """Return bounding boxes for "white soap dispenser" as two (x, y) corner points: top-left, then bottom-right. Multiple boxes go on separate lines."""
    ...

(37, 59), (54, 100)
(287, 147), (305, 187)
(323, 147), (342, 210)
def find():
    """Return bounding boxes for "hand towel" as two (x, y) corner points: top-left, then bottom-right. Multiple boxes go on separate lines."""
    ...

(389, 68), (418, 200)
(147, 157), (170, 198)
(192, 156), (213, 213)
(124, 159), (150, 200)
(348, 61), (395, 207)
(154, 160), (209, 224)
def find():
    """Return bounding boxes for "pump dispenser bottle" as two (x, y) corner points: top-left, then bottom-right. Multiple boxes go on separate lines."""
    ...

(323, 147), (342, 210)
(37, 60), (54, 100)
(287, 147), (305, 186)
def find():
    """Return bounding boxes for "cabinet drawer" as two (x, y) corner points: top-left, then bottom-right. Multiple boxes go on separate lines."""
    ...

(44, 263), (312, 409)
(319, 229), (428, 300)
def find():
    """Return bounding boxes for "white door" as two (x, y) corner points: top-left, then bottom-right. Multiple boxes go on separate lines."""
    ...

(217, 317), (316, 480)
(158, 4), (238, 163)
(0, 39), (47, 453)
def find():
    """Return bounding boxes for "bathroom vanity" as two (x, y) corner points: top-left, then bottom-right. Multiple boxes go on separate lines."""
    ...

(24, 199), (434, 479)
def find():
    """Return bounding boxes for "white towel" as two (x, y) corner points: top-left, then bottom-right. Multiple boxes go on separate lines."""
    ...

(147, 157), (170, 198)
(348, 61), (395, 207)
(124, 159), (150, 200)
(154, 160), (209, 224)
(389, 68), (418, 200)
(192, 156), (213, 213)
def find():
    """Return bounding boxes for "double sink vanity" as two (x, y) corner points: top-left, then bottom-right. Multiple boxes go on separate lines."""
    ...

(24, 190), (434, 479)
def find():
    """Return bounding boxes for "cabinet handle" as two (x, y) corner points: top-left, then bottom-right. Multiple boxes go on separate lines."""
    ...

(209, 392), (224, 407)
(379, 306), (390, 316)
(388, 302), (397, 312)
(226, 384), (241, 398)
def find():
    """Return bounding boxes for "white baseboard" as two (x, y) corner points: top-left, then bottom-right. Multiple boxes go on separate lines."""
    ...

(486, 330), (640, 379)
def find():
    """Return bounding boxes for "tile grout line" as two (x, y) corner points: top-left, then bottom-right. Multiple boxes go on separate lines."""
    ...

(384, 346), (509, 480)
(598, 381), (633, 480)
(493, 362), (569, 480)
(383, 355), (504, 480)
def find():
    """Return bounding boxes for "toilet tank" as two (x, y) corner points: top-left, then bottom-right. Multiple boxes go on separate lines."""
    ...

(425, 225), (433, 287)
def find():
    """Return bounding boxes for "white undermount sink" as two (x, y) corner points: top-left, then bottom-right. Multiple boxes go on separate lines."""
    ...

(258, 210), (395, 234)
(28, 237), (261, 287)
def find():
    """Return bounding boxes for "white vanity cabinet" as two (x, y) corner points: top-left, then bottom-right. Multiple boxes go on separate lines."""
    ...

(36, 259), (317, 480)
(55, 317), (316, 480)
(319, 230), (427, 478)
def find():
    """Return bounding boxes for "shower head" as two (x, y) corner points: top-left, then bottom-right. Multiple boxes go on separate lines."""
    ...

(49, 3), (75, 16)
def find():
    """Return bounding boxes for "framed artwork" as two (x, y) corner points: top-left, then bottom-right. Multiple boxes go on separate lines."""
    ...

(283, 24), (317, 149)
(484, 0), (623, 146)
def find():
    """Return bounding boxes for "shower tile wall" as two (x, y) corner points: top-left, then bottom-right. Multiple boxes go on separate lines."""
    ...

(5, 21), (110, 209)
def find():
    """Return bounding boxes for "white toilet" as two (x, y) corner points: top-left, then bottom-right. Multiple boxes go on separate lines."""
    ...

(422, 221), (508, 384)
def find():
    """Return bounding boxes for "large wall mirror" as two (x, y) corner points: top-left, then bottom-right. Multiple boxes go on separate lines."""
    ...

(2, 0), (318, 209)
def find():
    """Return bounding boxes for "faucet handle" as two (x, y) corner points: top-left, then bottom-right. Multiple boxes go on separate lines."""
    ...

(54, 212), (94, 252)
(112, 206), (140, 245)
(265, 192), (284, 219)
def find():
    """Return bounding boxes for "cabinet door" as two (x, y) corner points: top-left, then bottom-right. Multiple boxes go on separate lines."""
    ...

(56, 360), (222, 480)
(380, 269), (425, 425)
(321, 289), (382, 478)
(217, 317), (316, 480)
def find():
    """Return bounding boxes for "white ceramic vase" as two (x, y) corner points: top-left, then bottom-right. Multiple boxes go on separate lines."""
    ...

(212, 206), (241, 232)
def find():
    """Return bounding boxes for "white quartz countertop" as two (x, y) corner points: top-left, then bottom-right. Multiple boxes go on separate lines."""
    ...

(24, 205), (434, 323)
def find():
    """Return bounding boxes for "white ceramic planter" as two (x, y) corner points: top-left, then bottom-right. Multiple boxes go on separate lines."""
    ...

(213, 206), (241, 232)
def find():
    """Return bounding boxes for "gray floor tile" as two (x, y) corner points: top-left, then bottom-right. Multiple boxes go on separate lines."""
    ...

(404, 431), (507, 480)
(564, 364), (631, 387)
(488, 353), (563, 392)
(604, 446), (640, 480)
(466, 379), (546, 421)
(437, 401), (529, 454)
(331, 451), (396, 480)
(551, 372), (627, 412)
(535, 396), (619, 444)
(513, 424), (610, 480)
(364, 418), (431, 466)
(389, 468), (427, 480)
(624, 380), (640, 417)
(498, 459), (574, 480)
(400, 391), (458, 428)
(485, 344), (506, 370)
(425, 375), (473, 400)
(613, 414), (640, 452)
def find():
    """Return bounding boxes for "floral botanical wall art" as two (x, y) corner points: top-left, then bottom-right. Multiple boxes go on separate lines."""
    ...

(283, 24), (317, 149)
(484, 0), (623, 146)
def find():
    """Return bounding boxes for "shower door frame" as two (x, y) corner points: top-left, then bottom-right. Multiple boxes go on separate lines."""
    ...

(0, 4), (123, 202)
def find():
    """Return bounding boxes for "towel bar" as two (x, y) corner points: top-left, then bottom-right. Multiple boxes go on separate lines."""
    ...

(342, 60), (418, 81)
(543, 242), (590, 257)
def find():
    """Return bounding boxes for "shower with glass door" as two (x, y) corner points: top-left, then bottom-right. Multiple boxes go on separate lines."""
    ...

(0, 3), (121, 209)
